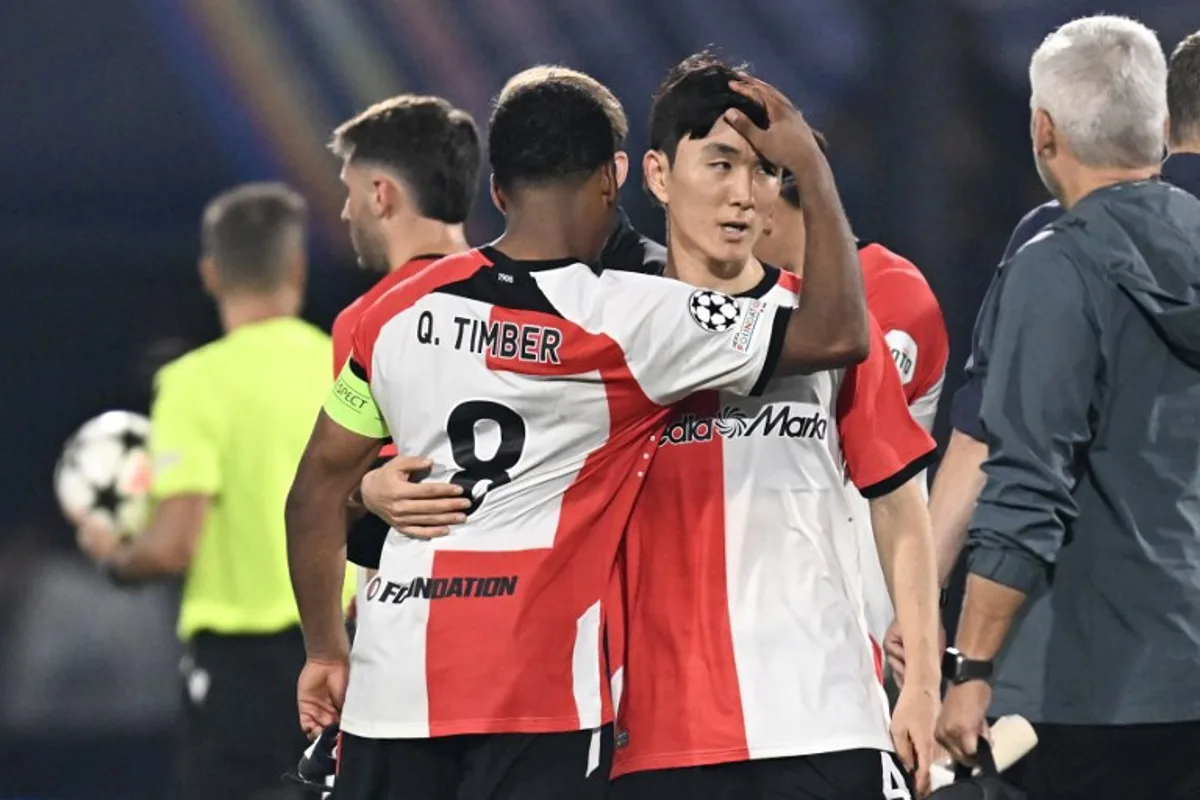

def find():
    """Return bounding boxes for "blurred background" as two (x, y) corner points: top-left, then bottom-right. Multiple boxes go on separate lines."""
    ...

(1, 1), (1197, 797)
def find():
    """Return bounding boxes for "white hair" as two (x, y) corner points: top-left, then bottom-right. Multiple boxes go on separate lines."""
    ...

(1029, 15), (1167, 168)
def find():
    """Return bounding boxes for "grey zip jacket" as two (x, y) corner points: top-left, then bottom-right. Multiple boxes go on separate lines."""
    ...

(968, 178), (1200, 725)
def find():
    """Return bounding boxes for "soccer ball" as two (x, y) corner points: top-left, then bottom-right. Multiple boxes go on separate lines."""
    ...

(54, 410), (153, 537)
(688, 288), (740, 332)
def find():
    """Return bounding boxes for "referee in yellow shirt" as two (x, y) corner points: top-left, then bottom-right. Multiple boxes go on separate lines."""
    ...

(77, 182), (352, 799)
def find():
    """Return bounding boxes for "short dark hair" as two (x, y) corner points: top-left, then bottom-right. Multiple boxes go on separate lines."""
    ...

(330, 95), (481, 223)
(1168, 31), (1200, 146)
(498, 66), (629, 148)
(648, 50), (769, 162)
(489, 79), (616, 193)
(201, 182), (307, 292)
(778, 131), (830, 209)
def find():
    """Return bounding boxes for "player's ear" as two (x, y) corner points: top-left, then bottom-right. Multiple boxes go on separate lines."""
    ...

(374, 173), (403, 220)
(489, 174), (507, 214)
(198, 256), (220, 298)
(643, 149), (669, 206)
(600, 161), (619, 207)
(614, 151), (630, 189)
(1032, 108), (1057, 160)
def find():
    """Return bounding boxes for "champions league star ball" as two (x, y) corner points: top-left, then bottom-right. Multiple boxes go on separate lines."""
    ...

(54, 410), (153, 537)
(688, 288), (741, 332)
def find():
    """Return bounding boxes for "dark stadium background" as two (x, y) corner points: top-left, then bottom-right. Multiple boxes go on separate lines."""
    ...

(1, 1), (1196, 797)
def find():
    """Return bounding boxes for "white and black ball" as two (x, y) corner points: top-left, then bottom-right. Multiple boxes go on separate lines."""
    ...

(54, 410), (153, 537)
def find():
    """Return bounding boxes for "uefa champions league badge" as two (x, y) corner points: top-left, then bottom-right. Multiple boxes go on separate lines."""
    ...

(688, 288), (741, 332)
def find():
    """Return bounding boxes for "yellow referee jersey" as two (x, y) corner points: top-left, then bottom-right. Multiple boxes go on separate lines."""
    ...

(150, 317), (355, 640)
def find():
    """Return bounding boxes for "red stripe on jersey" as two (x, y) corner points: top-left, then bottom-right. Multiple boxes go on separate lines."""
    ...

(859, 243), (948, 405)
(777, 270), (802, 295)
(423, 308), (666, 735)
(836, 317), (936, 492)
(616, 391), (750, 775)
(350, 250), (494, 380)
(333, 256), (443, 457)
(870, 636), (884, 684)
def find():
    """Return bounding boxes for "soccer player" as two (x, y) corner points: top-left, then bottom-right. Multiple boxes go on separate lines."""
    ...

(286, 72), (868, 799)
(754, 154), (950, 660)
(329, 95), (481, 573)
(76, 183), (353, 800)
(608, 55), (941, 799)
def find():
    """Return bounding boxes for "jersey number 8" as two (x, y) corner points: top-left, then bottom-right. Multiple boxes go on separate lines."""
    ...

(446, 400), (526, 515)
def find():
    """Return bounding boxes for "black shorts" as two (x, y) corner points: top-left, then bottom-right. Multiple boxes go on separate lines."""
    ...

(610, 750), (913, 800)
(334, 725), (612, 800)
(177, 627), (310, 800)
(1003, 720), (1200, 800)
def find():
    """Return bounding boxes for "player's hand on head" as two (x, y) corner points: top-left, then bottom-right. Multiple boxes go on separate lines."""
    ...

(75, 520), (123, 565)
(723, 75), (823, 172)
(360, 455), (470, 539)
(891, 680), (940, 797)
(297, 656), (349, 741)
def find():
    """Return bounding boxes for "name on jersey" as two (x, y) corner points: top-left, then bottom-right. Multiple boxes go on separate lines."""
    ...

(366, 574), (519, 605)
(660, 404), (829, 446)
(421, 312), (563, 364)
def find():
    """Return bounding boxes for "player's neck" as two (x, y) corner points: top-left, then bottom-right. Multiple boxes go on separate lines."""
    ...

(218, 291), (301, 334)
(492, 199), (598, 263)
(1168, 140), (1200, 157)
(665, 240), (765, 296)
(385, 221), (470, 271)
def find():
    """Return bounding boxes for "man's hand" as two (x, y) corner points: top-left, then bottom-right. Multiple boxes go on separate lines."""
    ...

(891, 682), (940, 797)
(360, 456), (469, 539)
(724, 75), (824, 174)
(936, 680), (992, 766)
(297, 656), (349, 740)
(884, 617), (947, 688)
(76, 520), (125, 566)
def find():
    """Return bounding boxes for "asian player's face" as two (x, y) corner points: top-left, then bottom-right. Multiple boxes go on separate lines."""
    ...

(339, 161), (390, 272)
(649, 119), (780, 266)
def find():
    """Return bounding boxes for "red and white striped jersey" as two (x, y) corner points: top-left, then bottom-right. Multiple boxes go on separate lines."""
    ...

(855, 243), (948, 644)
(610, 265), (936, 777)
(325, 247), (791, 739)
(860, 242), (948, 433)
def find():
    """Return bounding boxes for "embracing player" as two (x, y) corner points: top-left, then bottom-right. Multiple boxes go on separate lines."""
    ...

(286, 71), (868, 799)
(607, 55), (941, 800)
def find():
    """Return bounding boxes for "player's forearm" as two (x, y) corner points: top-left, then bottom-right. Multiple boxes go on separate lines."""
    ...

(871, 479), (940, 687)
(781, 151), (869, 370)
(953, 574), (1026, 661)
(286, 480), (353, 660)
(108, 494), (207, 581)
(929, 430), (988, 586)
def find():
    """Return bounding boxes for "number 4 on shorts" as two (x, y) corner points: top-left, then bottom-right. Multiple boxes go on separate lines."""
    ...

(881, 752), (912, 800)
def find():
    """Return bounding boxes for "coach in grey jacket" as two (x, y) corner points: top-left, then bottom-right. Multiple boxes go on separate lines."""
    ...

(936, 16), (1200, 800)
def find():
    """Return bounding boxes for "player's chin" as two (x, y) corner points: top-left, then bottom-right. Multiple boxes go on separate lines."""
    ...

(706, 235), (757, 265)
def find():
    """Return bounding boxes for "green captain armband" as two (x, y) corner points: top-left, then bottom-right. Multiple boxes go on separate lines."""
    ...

(325, 361), (389, 439)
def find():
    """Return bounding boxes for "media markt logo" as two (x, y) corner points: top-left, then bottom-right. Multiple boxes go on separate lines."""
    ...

(660, 404), (828, 446)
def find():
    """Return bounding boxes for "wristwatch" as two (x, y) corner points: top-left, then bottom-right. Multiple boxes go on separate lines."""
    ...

(942, 647), (994, 685)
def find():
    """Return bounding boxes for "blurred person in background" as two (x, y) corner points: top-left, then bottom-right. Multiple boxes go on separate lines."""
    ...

(754, 140), (950, 673)
(77, 182), (353, 800)
(607, 54), (938, 799)
(931, 16), (1200, 800)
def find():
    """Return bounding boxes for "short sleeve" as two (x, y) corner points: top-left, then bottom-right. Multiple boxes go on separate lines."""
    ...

(150, 362), (222, 499)
(836, 317), (937, 498)
(866, 264), (949, 406)
(331, 306), (354, 379)
(593, 272), (790, 406)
